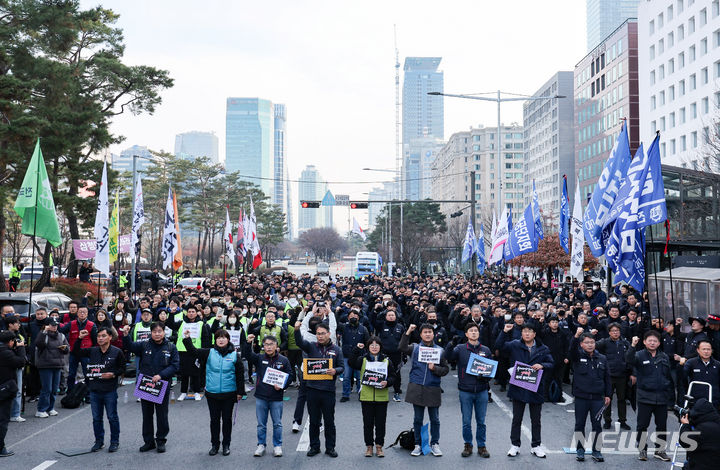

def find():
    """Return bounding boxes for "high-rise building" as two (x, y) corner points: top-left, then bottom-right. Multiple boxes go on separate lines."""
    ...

(402, 57), (444, 200)
(298, 165), (332, 233)
(368, 182), (395, 230)
(639, 0), (720, 168)
(587, 0), (640, 51)
(273, 104), (287, 208)
(432, 125), (525, 224)
(111, 145), (153, 173)
(225, 98), (274, 197)
(523, 72), (575, 224)
(174, 131), (219, 164)
(574, 19), (639, 199)
(284, 165), (294, 239)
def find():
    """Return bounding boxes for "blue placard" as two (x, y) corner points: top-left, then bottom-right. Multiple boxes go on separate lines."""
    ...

(465, 353), (497, 378)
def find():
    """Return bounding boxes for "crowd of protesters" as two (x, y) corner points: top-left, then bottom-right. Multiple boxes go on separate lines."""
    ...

(1, 269), (719, 466)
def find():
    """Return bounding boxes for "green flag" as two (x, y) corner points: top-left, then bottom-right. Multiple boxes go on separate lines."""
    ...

(109, 189), (119, 263)
(13, 139), (62, 247)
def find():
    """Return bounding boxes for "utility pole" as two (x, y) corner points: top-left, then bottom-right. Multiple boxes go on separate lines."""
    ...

(394, 25), (404, 272)
(470, 170), (476, 276)
(130, 154), (137, 294)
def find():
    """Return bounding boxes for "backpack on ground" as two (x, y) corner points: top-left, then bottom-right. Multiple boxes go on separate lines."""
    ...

(60, 380), (88, 409)
(387, 429), (415, 450)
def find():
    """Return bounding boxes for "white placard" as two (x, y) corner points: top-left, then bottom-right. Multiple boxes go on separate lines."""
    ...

(228, 330), (242, 347)
(262, 367), (289, 388)
(183, 322), (201, 339)
(365, 361), (388, 376)
(418, 346), (441, 364)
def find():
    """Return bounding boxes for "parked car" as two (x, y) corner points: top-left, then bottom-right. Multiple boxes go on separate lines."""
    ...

(20, 266), (59, 281)
(176, 277), (208, 290)
(0, 292), (72, 322)
(139, 270), (170, 289)
(89, 272), (109, 286)
(316, 262), (330, 276)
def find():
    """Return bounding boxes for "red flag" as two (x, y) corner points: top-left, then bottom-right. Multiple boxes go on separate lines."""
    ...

(663, 220), (671, 255)
(236, 208), (245, 265)
(252, 250), (263, 269)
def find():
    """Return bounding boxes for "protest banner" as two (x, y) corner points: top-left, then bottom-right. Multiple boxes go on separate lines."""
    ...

(262, 367), (289, 388)
(182, 322), (201, 339)
(465, 353), (498, 378)
(418, 345), (441, 364)
(302, 358), (333, 380)
(228, 330), (242, 348)
(508, 361), (543, 392)
(361, 361), (388, 388)
(134, 374), (169, 404)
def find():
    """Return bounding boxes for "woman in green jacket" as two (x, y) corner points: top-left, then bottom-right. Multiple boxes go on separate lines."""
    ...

(349, 336), (397, 458)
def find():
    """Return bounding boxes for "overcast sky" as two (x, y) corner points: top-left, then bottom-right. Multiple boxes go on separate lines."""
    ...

(84, 0), (586, 233)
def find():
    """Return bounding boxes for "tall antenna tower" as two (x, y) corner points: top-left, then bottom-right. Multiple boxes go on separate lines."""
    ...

(394, 25), (400, 200)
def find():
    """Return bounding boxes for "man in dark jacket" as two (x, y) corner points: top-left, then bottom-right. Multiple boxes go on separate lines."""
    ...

(0, 330), (26, 457)
(540, 316), (568, 403)
(626, 330), (672, 461)
(74, 326), (126, 452)
(337, 308), (369, 401)
(294, 321), (344, 458)
(445, 323), (492, 458)
(568, 331), (611, 462)
(495, 323), (554, 458)
(596, 322), (631, 430)
(679, 398), (720, 470)
(682, 340), (720, 407)
(122, 322), (179, 454)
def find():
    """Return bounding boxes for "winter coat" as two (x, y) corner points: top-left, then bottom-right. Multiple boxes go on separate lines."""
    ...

(399, 334), (449, 408)
(495, 332), (554, 404)
(679, 398), (720, 470)
(34, 331), (69, 369)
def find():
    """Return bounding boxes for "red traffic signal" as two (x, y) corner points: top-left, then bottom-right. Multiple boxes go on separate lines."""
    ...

(350, 201), (368, 209)
(301, 201), (320, 208)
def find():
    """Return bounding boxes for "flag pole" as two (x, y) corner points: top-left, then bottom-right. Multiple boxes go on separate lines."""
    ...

(664, 220), (676, 323)
(28, 139), (41, 309)
(648, 224), (662, 320)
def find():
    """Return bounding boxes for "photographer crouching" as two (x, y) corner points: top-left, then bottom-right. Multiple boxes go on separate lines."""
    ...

(679, 398), (720, 470)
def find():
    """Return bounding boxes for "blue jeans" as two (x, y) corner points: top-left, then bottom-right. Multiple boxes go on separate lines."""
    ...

(11, 369), (22, 418)
(413, 404), (440, 445)
(90, 390), (120, 444)
(459, 390), (488, 447)
(38, 368), (60, 413)
(256, 398), (283, 447)
(342, 358), (360, 397)
(68, 353), (88, 391)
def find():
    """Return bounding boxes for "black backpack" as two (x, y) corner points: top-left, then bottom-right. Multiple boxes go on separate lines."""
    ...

(61, 380), (88, 409)
(387, 429), (415, 450)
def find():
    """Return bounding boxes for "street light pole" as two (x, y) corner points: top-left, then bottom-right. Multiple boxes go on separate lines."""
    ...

(130, 154), (137, 295)
(364, 167), (403, 275)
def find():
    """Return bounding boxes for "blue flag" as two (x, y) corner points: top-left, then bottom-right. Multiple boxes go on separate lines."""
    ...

(504, 203), (538, 261)
(462, 218), (476, 264)
(475, 223), (486, 275)
(559, 175), (569, 254)
(612, 227), (646, 293)
(583, 122), (631, 256)
(532, 180), (544, 240)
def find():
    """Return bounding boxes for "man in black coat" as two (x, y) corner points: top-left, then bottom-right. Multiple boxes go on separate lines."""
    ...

(0, 330), (26, 457)
(679, 398), (720, 470)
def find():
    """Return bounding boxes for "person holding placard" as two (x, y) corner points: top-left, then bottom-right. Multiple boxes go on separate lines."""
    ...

(244, 333), (294, 457)
(399, 323), (449, 457)
(445, 323), (493, 458)
(294, 320), (344, 458)
(166, 305), (211, 401)
(122, 321), (179, 453)
(568, 330), (611, 462)
(183, 328), (245, 456)
(495, 322), (554, 459)
(349, 336), (397, 457)
(73, 327), (126, 453)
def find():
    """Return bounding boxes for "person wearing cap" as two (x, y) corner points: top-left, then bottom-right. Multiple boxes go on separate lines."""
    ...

(0, 330), (26, 456)
(677, 317), (709, 365)
(34, 318), (68, 418)
(682, 340), (720, 408)
(495, 321), (554, 458)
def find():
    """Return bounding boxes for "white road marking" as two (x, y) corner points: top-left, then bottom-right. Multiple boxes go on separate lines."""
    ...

(492, 392), (533, 443)
(31, 460), (57, 470)
(556, 391), (574, 405)
(8, 407), (88, 449)
(296, 421), (310, 452)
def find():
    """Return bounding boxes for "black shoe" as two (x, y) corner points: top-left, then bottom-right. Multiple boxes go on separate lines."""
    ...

(500, 385), (507, 392)
(307, 447), (321, 457)
(209, 445), (219, 456)
(0, 447), (14, 457)
(603, 421), (611, 430)
(156, 442), (166, 453)
(340, 396), (349, 402)
(325, 448), (338, 458)
(91, 442), (104, 452)
(619, 422), (631, 431)
(108, 443), (119, 453)
(222, 445), (230, 456)
(488, 394), (494, 403)
(139, 442), (156, 452)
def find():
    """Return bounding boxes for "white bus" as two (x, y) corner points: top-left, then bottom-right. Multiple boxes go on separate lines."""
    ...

(354, 251), (381, 277)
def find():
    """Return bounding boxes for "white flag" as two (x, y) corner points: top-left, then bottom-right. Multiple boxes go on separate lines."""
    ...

(570, 178), (585, 281)
(488, 207), (509, 265)
(93, 161), (110, 275)
(161, 188), (178, 270)
(224, 206), (235, 267)
(352, 217), (367, 241)
(130, 177), (145, 261)
(248, 197), (260, 256)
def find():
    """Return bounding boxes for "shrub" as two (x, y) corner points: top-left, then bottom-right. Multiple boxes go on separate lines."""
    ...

(51, 278), (101, 303)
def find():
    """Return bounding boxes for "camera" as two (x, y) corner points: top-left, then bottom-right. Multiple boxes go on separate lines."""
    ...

(673, 394), (697, 420)
(317, 301), (326, 308)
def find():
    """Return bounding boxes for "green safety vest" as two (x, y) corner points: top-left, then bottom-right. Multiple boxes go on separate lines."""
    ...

(258, 324), (282, 346)
(9, 267), (20, 280)
(118, 275), (128, 287)
(133, 323), (151, 342)
(359, 357), (390, 402)
(176, 321), (203, 352)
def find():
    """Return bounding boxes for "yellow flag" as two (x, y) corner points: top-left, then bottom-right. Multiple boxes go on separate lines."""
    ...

(109, 189), (119, 264)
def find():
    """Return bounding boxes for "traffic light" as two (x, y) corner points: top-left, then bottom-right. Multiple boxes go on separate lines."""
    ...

(300, 201), (320, 208)
(450, 210), (464, 218)
(349, 201), (368, 209)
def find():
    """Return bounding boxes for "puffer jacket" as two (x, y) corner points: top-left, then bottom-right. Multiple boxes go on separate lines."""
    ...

(679, 398), (720, 470)
(35, 331), (69, 369)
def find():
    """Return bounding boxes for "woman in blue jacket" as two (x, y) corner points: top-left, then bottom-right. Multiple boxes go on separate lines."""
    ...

(495, 322), (554, 459)
(183, 328), (245, 457)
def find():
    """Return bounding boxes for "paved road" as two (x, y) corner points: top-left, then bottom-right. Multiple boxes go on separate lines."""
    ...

(8, 366), (682, 470)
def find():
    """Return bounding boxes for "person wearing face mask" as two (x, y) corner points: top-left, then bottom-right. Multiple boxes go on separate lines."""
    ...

(338, 309), (369, 402)
(375, 309), (405, 402)
(350, 337), (396, 457)
(26, 307), (50, 403)
(183, 329), (245, 456)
